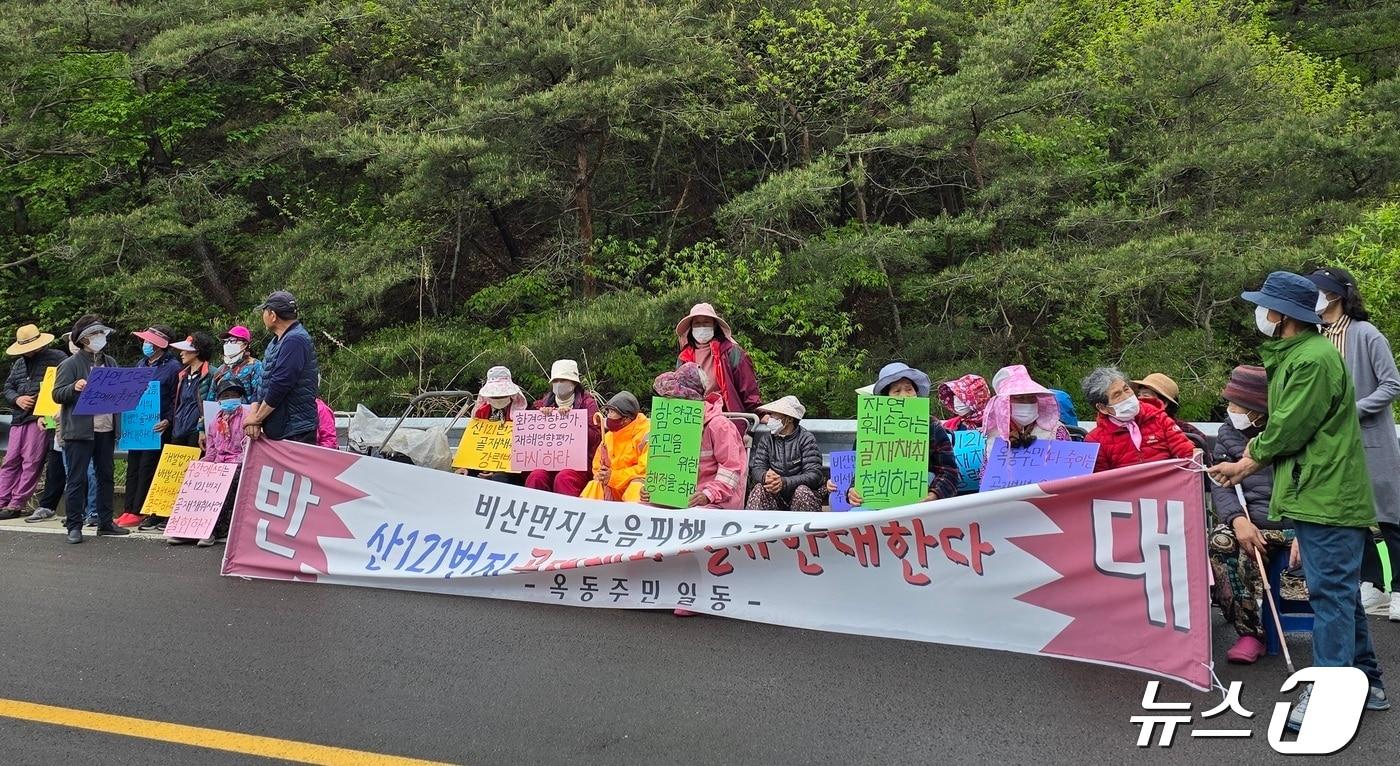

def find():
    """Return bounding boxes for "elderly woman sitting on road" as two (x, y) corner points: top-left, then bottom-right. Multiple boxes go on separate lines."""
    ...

(747, 395), (824, 512)
(1082, 366), (1196, 472)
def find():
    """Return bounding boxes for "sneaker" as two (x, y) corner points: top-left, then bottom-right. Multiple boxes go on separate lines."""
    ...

(95, 525), (131, 537)
(1285, 685), (1311, 732)
(1368, 685), (1391, 712)
(1390, 593), (1400, 623)
(24, 508), (55, 523)
(167, 537), (195, 546)
(196, 536), (222, 548)
(84, 518), (98, 528)
(1226, 635), (1266, 664)
(115, 512), (144, 528)
(65, 528), (82, 544)
(0, 509), (21, 521)
(137, 515), (162, 531)
(1362, 582), (1389, 616)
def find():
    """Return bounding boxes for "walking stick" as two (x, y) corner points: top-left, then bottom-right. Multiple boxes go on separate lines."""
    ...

(1252, 545), (1296, 674)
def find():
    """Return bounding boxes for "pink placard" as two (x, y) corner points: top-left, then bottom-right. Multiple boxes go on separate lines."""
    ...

(164, 462), (239, 540)
(510, 409), (588, 473)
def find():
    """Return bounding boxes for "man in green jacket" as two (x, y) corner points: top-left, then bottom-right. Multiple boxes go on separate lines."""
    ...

(1211, 271), (1387, 729)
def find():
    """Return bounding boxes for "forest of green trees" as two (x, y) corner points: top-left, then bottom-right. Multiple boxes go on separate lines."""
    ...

(1, 0), (1397, 418)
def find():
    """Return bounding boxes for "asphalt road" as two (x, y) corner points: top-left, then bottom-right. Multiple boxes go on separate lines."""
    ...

(1, 529), (1398, 765)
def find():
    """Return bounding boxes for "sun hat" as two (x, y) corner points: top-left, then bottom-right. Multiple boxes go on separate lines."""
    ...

(1132, 372), (1181, 406)
(132, 327), (172, 349)
(550, 359), (582, 384)
(758, 395), (806, 421)
(674, 303), (733, 347)
(479, 366), (523, 398)
(872, 362), (931, 397)
(6, 324), (55, 356)
(170, 336), (198, 352)
(1241, 271), (1322, 325)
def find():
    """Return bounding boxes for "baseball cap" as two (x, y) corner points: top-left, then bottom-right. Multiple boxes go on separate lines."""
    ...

(256, 291), (298, 315)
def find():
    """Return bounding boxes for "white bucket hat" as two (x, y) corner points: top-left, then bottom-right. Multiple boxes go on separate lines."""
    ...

(550, 359), (582, 384)
(758, 395), (806, 421)
(480, 366), (522, 398)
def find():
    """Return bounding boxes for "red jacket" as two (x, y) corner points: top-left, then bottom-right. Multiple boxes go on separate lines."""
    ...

(677, 338), (761, 414)
(1086, 398), (1195, 472)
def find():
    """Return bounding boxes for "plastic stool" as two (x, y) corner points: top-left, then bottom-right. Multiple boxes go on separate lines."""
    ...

(1262, 549), (1314, 657)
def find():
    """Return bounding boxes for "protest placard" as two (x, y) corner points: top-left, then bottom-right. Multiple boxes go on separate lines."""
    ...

(854, 395), (930, 510)
(828, 450), (856, 512)
(510, 409), (588, 473)
(117, 381), (161, 451)
(33, 367), (59, 418)
(74, 366), (155, 415)
(140, 445), (203, 517)
(979, 438), (1100, 492)
(952, 430), (987, 493)
(645, 397), (704, 509)
(164, 462), (239, 540)
(452, 418), (515, 472)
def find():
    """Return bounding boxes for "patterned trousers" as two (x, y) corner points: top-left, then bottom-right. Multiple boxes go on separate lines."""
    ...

(1209, 523), (1297, 639)
(746, 484), (824, 512)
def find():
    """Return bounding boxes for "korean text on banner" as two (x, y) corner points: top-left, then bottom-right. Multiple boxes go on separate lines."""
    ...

(854, 395), (930, 510)
(74, 366), (156, 415)
(645, 397), (704, 509)
(979, 438), (1099, 492)
(164, 462), (238, 540)
(452, 418), (514, 472)
(511, 409), (588, 473)
(952, 430), (987, 493)
(223, 440), (1212, 690)
(828, 450), (856, 512)
(33, 367), (59, 418)
(118, 381), (161, 451)
(140, 445), (203, 518)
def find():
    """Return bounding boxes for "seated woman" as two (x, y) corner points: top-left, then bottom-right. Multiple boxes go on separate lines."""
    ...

(650, 363), (746, 509)
(457, 365), (528, 483)
(937, 374), (990, 432)
(581, 392), (650, 503)
(828, 362), (960, 507)
(747, 395), (824, 512)
(524, 359), (601, 497)
(1082, 367), (1195, 472)
(981, 365), (1071, 451)
(1132, 372), (1205, 441)
(675, 303), (761, 415)
(1209, 365), (1292, 665)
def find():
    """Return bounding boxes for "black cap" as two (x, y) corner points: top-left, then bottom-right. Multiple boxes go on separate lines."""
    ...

(257, 290), (298, 316)
(217, 378), (247, 398)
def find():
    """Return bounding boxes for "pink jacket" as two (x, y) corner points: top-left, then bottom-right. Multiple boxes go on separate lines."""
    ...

(202, 406), (248, 465)
(697, 398), (746, 509)
(316, 399), (338, 449)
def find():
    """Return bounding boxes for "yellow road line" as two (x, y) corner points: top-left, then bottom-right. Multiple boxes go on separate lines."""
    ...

(0, 697), (458, 765)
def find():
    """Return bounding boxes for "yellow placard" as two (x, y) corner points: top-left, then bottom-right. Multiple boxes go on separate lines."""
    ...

(452, 418), (515, 472)
(140, 445), (203, 518)
(33, 368), (59, 418)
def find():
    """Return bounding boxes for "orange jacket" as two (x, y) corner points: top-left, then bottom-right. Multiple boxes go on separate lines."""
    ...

(590, 414), (651, 498)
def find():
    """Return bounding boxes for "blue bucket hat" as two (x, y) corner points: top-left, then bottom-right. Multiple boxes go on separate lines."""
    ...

(872, 362), (931, 397)
(1241, 271), (1322, 325)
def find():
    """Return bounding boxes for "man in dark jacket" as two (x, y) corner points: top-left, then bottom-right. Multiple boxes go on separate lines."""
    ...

(747, 396), (824, 511)
(245, 291), (319, 443)
(0, 324), (67, 518)
(52, 315), (131, 543)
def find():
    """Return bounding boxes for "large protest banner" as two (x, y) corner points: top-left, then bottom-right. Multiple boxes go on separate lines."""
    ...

(74, 366), (155, 415)
(224, 439), (1212, 689)
(854, 395), (930, 509)
(452, 419), (514, 472)
(141, 445), (203, 517)
(511, 409), (588, 473)
(117, 381), (161, 452)
(645, 397), (704, 509)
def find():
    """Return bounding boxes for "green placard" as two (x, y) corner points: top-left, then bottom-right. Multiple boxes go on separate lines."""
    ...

(854, 395), (931, 509)
(645, 397), (705, 508)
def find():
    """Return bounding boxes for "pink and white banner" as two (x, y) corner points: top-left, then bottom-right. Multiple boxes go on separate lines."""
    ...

(222, 439), (1212, 689)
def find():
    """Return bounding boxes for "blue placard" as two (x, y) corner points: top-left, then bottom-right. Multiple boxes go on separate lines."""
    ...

(828, 450), (856, 512)
(117, 381), (161, 451)
(978, 437), (1099, 492)
(73, 366), (156, 415)
(952, 430), (986, 493)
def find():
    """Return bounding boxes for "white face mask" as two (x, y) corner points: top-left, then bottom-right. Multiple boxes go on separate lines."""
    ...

(1228, 411), (1256, 431)
(488, 396), (512, 410)
(85, 334), (107, 353)
(1255, 305), (1279, 338)
(223, 341), (245, 362)
(691, 325), (715, 344)
(1011, 403), (1040, 426)
(552, 382), (575, 400)
(952, 397), (974, 416)
(766, 416), (788, 435)
(1109, 396), (1140, 422)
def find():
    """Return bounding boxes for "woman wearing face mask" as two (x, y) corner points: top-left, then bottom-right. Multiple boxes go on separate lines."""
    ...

(1206, 365), (1286, 664)
(51, 315), (130, 543)
(937, 374), (991, 432)
(138, 332), (216, 531)
(981, 365), (1070, 452)
(524, 359), (601, 497)
(114, 324), (182, 529)
(747, 396), (824, 511)
(170, 379), (251, 547)
(211, 325), (262, 404)
(1082, 366), (1196, 472)
(456, 366), (529, 483)
(581, 392), (651, 503)
(675, 303), (761, 416)
(1309, 267), (1400, 622)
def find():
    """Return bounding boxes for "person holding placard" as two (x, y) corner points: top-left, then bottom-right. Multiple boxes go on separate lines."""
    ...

(138, 332), (216, 531)
(524, 359), (600, 497)
(936, 374), (990, 433)
(675, 303), (761, 416)
(827, 363), (960, 508)
(170, 379), (250, 547)
(0, 323), (65, 519)
(456, 365), (529, 484)
(650, 363), (746, 509)
(116, 324), (181, 528)
(1082, 367), (1197, 472)
(581, 392), (651, 503)
(52, 315), (130, 543)
(980, 365), (1070, 454)
(746, 395), (824, 512)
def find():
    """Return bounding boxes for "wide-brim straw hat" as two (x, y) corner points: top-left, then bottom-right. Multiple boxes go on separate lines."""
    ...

(7, 324), (54, 356)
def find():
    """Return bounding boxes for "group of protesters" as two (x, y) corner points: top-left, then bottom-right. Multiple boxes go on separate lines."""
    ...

(1, 271), (1397, 729)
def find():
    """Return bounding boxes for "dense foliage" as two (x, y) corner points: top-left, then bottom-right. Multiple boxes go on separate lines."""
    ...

(1, 0), (1397, 419)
